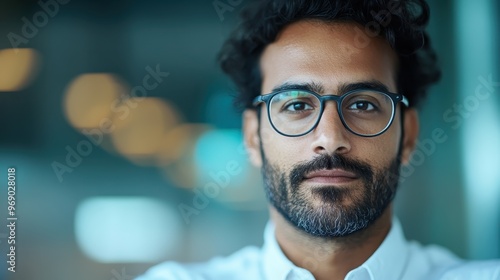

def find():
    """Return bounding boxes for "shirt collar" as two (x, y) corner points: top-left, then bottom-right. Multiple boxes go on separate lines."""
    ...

(261, 221), (295, 280)
(346, 218), (410, 280)
(261, 218), (410, 280)
(261, 221), (314, 279)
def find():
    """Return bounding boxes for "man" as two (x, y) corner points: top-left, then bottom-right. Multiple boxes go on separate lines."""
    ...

(138, 0), (500, 279)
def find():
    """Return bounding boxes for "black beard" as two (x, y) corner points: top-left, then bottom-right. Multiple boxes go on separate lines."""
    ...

(261, 151), (401, 238)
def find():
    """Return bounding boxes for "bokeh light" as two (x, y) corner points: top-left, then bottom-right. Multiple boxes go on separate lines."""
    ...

(74, 197), (182, 263)
(0, 48), (40, 91)
(161, 124), (212, 189)
(110, 97), (181, 161)
(156, 123), (212, 166)
(191, 129), (266, 208)
(63, 73), (128, 129)
(194, 129), (248, 186)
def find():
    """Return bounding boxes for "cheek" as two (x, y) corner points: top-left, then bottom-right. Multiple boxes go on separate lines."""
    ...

(258, 111), (403, 169)
(358, 119), (401, 167)
(259, 119), (310, 168)
(342, 113), (402, 169)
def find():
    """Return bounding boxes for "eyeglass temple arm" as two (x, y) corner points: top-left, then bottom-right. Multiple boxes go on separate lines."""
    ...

(401, 95), (409, 107)
(252, 95), (265, 107)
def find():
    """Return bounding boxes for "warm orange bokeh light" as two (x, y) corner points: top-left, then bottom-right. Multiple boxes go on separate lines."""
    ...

(64, 73), (127, 129)
(110, 97), (181, 158)
(0, 48), (40, 91)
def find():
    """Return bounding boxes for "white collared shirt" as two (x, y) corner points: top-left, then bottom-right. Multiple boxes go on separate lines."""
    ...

(136, 219), (500, 280)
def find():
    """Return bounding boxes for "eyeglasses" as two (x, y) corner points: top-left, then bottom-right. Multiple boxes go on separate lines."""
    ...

(252, 89), (409, 137)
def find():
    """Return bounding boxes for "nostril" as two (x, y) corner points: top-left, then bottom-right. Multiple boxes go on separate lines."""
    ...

(310, 128), (351, 156)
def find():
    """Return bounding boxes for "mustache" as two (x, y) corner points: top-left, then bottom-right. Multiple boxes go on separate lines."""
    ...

(289, 153), (374, 189)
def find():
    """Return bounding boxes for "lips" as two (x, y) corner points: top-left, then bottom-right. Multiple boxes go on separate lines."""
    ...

(303, 169), (359, 184)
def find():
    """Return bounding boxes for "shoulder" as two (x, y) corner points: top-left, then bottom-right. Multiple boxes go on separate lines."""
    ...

(406, 242), (500, 280)
(409, 242), (461, 266)
(396, 241), (500, 280)
(437, 260), (500, 280)
(135, 246), (263, 280)
(397, 241), (460, 279)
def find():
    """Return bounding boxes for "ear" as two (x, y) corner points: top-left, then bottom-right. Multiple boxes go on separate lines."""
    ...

(401, 108), (419, 165)
(243, 109), (263, 167)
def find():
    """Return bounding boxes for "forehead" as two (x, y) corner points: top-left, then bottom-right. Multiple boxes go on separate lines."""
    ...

(259, 20), (399, 93)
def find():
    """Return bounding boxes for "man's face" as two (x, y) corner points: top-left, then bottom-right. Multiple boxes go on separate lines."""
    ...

(243, 20), (419, 237)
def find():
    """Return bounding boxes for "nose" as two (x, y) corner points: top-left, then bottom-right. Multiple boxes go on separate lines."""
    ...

(309, 101), (352, 155)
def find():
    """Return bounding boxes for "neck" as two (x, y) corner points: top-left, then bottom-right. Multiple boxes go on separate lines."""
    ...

(270, 205), (393, 280)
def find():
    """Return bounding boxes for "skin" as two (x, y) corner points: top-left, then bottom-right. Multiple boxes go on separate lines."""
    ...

(243, 20), (419, 280)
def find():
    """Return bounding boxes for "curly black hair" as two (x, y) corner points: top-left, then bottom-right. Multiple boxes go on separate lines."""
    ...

(218, 0), (440, 110)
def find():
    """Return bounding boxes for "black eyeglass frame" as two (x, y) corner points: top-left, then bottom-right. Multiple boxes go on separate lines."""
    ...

(252, 89), (409, 137)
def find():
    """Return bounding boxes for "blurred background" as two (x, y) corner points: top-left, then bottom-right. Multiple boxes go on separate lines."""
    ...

(0, 0), (498, 279)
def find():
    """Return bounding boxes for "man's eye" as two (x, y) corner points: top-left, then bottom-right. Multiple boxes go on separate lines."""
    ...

(347, 101), (376, 111)
(284, 102), (313, 112)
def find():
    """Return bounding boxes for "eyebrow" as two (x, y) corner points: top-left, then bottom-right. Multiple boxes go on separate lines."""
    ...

(270, 80), (391, 95)
(271, 81), (325, 93)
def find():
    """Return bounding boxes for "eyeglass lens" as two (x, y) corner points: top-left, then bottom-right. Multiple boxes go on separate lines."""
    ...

(268, 90), (394, 136)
